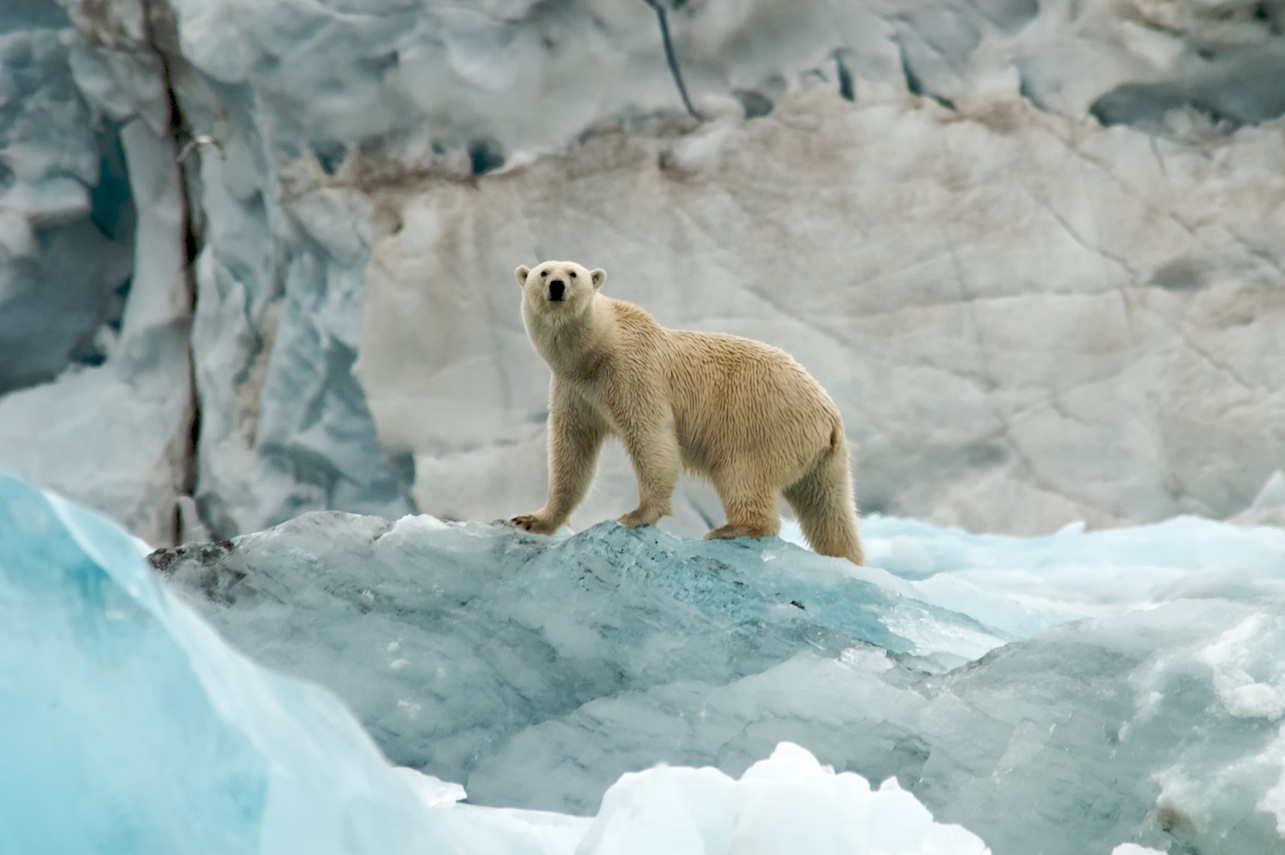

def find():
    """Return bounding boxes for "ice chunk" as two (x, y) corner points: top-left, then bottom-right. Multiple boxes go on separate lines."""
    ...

(151, 509), (1014, 807)
(155, 505), (1285, 855)
(576, 743), (989, 855)
(0, 27), (134, 395)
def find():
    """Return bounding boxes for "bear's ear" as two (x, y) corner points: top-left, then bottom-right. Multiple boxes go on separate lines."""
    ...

(590, 268), (606, 290)
(514, 265), (531, 287)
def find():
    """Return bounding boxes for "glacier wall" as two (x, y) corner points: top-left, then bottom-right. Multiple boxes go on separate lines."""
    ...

(1, 0), (1283, 541)
(361, 93), (1285, 536)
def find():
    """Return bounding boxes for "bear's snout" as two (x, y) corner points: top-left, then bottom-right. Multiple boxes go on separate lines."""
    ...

(548, 279), (566, 301)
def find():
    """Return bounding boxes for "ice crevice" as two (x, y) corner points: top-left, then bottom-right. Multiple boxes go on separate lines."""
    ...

(639, 0), (701, 120)
(1163, 314), (1257, 393)
(1037, 125), (1205, 253)
(142, 0), (209, 544)
(1011, 177), (1137, 285)
(745, 281), (852, 353)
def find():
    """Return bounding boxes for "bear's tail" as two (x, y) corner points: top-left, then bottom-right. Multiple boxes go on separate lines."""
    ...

(783, 426), (865, 565)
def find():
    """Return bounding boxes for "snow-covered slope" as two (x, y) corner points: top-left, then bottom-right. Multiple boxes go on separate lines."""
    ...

(151, 498), (1285, 855)
(1, 0), (1283, 541)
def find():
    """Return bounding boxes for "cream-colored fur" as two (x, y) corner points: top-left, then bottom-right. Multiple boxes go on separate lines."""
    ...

(510, 260), (865, 565)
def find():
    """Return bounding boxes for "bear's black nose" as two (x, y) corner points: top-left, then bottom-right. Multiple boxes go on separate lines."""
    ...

(549, 280), (565, 301)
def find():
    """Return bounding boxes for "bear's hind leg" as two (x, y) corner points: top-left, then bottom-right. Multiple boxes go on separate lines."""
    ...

(782, 447), (864, 565)
(706, 466), (781, 541)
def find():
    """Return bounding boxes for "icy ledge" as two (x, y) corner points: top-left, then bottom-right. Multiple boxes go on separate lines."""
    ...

(0, 472), (988, 855)
(148, 498), (1285, 855)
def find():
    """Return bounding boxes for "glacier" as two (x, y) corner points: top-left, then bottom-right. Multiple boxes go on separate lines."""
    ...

(1, 0), (1284, 543)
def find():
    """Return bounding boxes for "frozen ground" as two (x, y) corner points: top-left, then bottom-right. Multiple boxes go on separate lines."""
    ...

(1, 0), (1283, 542)
(149, 491), (1285, 855)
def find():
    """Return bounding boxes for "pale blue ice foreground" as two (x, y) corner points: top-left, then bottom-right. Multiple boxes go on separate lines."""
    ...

(0, 475), (465, 854)
(0, 473), (987, 855)
(5, 472), (1285, 855)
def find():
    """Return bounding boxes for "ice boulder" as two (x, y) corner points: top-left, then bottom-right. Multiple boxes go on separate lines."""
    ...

(154, 505), (1285, 855)
(577, 743), (988, 855)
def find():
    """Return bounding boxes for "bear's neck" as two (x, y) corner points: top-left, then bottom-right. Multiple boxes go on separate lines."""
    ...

(532, 298), (614, 379)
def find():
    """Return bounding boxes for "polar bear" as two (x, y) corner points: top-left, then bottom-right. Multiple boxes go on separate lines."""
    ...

(510, 260), (865, 565)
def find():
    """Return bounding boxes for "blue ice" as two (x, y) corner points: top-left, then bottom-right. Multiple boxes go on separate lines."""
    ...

(5, 471), (1285, 855)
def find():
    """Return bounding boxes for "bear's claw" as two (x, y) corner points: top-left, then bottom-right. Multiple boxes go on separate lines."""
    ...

(510, 513), (558, 535)
(704, 523), (776, 541)
(617, 508), (661, 529)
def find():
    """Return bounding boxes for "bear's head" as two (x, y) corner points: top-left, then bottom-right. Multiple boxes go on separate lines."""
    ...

(515, 260), (605, 323)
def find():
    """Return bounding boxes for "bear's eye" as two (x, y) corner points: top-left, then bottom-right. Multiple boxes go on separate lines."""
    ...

(540, 270), (548, 277)
(569, 271), (577, 278)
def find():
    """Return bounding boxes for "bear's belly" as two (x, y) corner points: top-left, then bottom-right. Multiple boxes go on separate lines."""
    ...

(671, 407), (748, 475)
(672, 394), (833, 476)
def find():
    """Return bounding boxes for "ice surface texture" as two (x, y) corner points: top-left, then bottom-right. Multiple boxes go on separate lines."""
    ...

(3, 0), (1285, 543)
(1, 471), (996, 855)
(155, 503), (1285, 855)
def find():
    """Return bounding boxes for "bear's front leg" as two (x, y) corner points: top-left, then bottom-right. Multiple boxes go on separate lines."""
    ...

(617, 413), (680, 529)
(512, 386), (606, 534)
